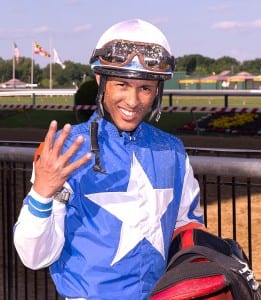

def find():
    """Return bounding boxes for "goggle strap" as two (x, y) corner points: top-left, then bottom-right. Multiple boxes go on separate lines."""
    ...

(167, 56), (176, 70)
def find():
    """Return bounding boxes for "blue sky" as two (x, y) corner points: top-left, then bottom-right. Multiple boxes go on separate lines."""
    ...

(1, 0), (261, 67)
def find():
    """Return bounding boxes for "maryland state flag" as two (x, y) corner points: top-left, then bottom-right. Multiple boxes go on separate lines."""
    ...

(33, 41), (51, 57)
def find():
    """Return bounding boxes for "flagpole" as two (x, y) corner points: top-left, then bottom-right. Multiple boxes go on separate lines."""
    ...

(12, 52), (15, 81)
(49, 35), (52, 89)
(12, 42), (17, 88)
(31, 41), (34, 89)
(50, 55), (52, 89)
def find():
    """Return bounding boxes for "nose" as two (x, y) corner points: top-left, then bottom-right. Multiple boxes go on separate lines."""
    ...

(125, 88), (140, 108)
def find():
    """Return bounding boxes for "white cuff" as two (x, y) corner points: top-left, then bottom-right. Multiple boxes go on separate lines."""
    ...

(29, 187), (53, 204)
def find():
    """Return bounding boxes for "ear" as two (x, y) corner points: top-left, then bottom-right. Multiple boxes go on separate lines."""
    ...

(95, 74), (100, 85)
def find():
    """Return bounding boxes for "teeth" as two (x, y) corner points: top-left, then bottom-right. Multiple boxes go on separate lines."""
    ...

(121, 108), (135, 117)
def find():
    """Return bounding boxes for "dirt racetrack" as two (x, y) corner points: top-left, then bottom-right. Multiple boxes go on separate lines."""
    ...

(1, 128), (260, 282)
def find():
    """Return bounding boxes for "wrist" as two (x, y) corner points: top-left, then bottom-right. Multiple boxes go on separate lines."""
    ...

(30, 187), (53, 204)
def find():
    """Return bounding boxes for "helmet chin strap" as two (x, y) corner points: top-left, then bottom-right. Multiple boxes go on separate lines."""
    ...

(149, 80), (164, 122)
(95, 75), (107, 117)
(89, 75), (107, 173)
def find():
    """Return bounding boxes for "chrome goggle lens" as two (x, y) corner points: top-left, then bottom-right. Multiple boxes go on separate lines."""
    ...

(90, 40), (175, 72)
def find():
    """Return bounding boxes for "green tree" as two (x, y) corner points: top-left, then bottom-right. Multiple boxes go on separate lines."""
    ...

(0, 57), (42, 84)
(241, 58), (261, 74)
(0, 58), (12, 82)
(176, 54), (215, 75)
(16, 57), (42, 84)
(213, 56), (240, 75)
(41, 61), (94, 88)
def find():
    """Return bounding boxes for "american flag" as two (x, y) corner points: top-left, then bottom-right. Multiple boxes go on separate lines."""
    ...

(33, 41), (51, 58)
(13, 42), (20, 63)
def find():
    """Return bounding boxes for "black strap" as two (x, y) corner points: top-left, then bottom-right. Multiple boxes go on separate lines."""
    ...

(165, 245), (258, 299)
(158, 259), (230, 291)
(168, 229), (232, 264)
(167, 245), (243, 272)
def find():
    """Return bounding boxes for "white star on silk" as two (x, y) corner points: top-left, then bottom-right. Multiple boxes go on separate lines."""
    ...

(85, 154), (174, 265)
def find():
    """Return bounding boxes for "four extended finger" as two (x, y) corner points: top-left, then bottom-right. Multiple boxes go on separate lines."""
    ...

(41, 120), (58, 157)
(51, 123), (72, 156)
(38, 121), (92, 177)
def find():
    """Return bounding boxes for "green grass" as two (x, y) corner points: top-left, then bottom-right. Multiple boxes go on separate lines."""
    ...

(0, 108), (205, 135)
(0, 94), (260, 134)
(0, 110), (78, 129)
(150, 112), (205, 134)
(0, 95), (74, 105)
(1, 95), (261, 107)
(161, 95), (261, 108)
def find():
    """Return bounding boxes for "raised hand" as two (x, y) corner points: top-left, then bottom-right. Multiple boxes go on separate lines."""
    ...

(33, 120), (91, 198)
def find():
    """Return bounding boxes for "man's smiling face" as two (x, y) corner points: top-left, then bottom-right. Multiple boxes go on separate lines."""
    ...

(103, 77), (158, 132)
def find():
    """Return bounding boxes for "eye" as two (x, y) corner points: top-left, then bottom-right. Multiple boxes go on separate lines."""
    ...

(140, 86), (152, 93)
(142, 86), (150, 91)
(110, 80), (126, 87)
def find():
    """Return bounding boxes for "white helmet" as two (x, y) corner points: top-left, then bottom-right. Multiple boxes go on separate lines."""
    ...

(90, 19), (175, 120)
(90, 19), (175, 80)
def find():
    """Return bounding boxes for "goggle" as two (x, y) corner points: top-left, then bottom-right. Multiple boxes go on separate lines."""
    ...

(90, 39), (175, 72)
